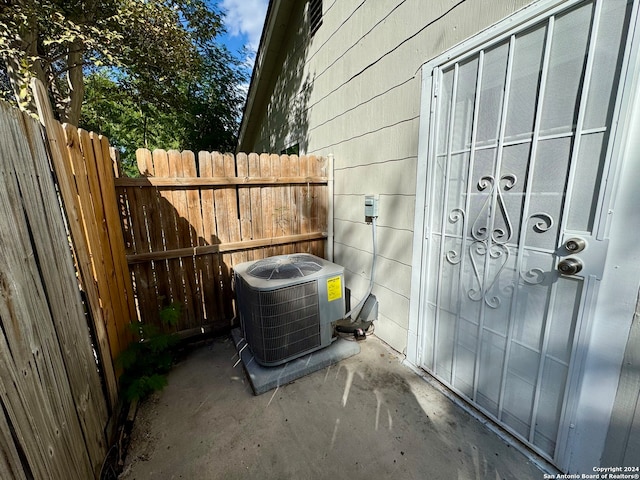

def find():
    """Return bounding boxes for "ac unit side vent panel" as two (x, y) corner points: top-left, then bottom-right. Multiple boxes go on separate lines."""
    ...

(241, 280), (321, 364)
(235, 253), (345, 366)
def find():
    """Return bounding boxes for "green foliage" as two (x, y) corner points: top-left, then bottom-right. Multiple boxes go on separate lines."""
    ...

(0, 0), (248, 144)
(122, 374), (168, 402)
(159, 302), (182, 326)
(80, 48), (247, 173)
(117, 302), (182, 402)
(78, 20), (247, 171)
(81, 70), (185, 175)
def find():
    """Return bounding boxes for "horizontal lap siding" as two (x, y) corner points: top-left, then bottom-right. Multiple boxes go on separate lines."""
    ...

(243, 0), (535, 353)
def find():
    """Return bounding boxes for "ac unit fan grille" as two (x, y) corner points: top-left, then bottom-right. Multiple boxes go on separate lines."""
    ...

(240, 279), (321, 364)
(247, 254), (323, 280)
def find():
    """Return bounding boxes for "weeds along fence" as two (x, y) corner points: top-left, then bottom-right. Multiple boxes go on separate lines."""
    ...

(115, 150), (328, 336)
(0, 101), (108, 478)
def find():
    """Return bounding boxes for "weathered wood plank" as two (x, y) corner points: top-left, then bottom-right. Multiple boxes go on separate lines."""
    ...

(236, 152), (252, 268)
(0, 101), (104, 478)
(279, 154), (292, 255)
(95, 135), (136, 345)
(66, 124), (122, 359)
(132, 148), (162, 322)
(153, 149), (185, 327)
(183, 150), (205, 328)
(260, 153), (274, 258)
(0, 404), (28, 480)
(218, 152), (242, 320)
(248, 153), (264, 257)
(310, 155), (327, 257)
(24, 113), (108, 475)
(270, 154), (283, 256)
(198, 151), (225, 324)
(237, 153), (252, 240)
(212, 152), (230, 319)
(79, 128), (130, 354)
(170, 150), (199, 328)
(298, 154), (312, 254)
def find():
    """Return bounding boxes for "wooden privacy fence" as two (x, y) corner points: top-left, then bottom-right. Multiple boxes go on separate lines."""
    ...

(115, 150), (328, 335)
(0, 79), (329, 479)
(33, 79), (135, 410)
(0, 102), (108, 478)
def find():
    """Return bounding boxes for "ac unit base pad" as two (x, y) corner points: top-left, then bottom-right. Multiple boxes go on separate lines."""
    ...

(231, 328), (360, 395)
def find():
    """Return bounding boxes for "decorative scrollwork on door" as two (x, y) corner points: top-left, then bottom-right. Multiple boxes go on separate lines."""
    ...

(519, 212), (554, 285)
(444, 171), (555, 307)
(466, 174), (517, 307)
(471, 174), (516, 244)
(468, 241), (511, 308)
(446, 208), (465, 264)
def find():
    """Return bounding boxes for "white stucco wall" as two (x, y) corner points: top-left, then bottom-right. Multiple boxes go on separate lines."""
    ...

(241, 0), (536, 353)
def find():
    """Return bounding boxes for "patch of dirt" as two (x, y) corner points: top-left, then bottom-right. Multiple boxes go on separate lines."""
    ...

(118, 393), (161, 479)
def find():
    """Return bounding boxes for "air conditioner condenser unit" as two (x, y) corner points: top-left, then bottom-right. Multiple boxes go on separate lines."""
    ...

(234, 254), (345, 366)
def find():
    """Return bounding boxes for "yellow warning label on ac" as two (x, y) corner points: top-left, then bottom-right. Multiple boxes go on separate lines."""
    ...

(327, 276), (342, 302)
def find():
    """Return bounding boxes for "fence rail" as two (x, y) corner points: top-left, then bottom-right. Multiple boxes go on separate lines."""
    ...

(114, 175), (327, 186)
(116, 149), (328, 336)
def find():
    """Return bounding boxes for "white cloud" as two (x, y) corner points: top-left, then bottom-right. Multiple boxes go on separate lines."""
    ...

(221, 0), (269, 53)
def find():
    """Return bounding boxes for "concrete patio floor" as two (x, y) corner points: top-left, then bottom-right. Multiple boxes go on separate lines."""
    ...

(119, 335), (550, 479)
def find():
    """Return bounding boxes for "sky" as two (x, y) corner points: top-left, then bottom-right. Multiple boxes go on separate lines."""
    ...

(217, 0), (269, 66)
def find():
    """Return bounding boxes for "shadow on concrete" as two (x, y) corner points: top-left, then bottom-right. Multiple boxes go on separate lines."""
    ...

(120, 335), (546, 479)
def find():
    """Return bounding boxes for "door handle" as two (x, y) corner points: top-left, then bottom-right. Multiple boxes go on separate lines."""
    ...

(564, 237), (586, 253)
(558, 258), (583, 276)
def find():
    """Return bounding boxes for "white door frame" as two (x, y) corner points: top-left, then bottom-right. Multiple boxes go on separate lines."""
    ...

(407, 0), (640, 472)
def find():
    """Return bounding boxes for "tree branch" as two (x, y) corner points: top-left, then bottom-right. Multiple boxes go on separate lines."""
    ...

(64, 37), (84, 124)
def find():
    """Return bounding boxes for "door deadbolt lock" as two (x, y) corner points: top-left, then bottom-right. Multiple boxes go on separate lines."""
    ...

(558, 258), (583, 276)
(564, 237), (586, 253)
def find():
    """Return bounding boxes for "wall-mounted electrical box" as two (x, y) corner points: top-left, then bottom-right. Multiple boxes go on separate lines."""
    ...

(364, 194), (379, 220)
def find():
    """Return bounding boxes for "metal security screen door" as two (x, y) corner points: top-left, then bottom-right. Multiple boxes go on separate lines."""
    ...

(419, 0), (633, 463)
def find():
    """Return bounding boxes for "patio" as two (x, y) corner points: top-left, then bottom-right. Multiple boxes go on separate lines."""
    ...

(119, 334), (549, 479)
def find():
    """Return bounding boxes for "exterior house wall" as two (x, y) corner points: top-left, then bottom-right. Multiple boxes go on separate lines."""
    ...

(239, 0), (535, 353)
(603, 300), (640, 467)
(239, 0), (640, 472)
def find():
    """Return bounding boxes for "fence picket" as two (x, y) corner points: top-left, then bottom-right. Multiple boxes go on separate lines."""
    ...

(198, 151), (226, 325)
(310, 155), (327, 257)
(237, 152), (253, 264)
(259, 153), (274, 258)
(66, 124), (124, 362)
(248, 153), (263, 256)
(96, 136), (136, 345)
(79, 129), (131, 352)
(126, 149), (160, 324)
